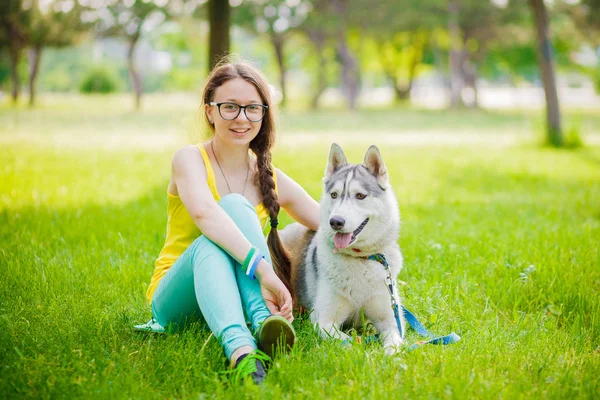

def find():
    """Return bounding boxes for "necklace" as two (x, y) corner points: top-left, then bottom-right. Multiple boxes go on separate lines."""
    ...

(211, 140), (250, 196)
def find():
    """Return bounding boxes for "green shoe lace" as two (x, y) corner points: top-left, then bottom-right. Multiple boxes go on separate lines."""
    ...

(222, 350), (270, 385)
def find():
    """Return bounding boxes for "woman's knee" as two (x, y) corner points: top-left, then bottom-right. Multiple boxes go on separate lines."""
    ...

(219, 193), (260, 226)
(218, 193), (255, 216)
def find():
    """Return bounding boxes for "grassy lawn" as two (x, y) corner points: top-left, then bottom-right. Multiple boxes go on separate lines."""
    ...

(1, 94), (599, 398)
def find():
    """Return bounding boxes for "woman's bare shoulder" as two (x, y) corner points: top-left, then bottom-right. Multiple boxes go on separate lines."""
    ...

(173, 144), (203, 161)
(169, 144), (208, 195)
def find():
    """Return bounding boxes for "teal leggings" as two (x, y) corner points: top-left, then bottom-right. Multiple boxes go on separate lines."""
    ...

(151, 194), (272, 360)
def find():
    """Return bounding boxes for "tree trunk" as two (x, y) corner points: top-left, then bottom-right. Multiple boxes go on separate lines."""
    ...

(208, 0), (230, 72)
(529, 0), (563, 147)
(337, 38), (359, 110)
(307, 29), (327, 110)
(271, 33), (286, 107)
(383, 69), (409, 102)
(431, 39), (451, 98)
(332, 0), (359, 110)
(127, 36), (142, 110)
(1, 16), (27, 104)
(377, 43), (404, 102)
(385, 73), (404, 101)
(397, 43), (422, 102)
(448, 0), (465, 108)
(461, 50), (479, 108)
(8, 45), (21, 104)
(379, 35), (424, 103)
(28, 45), (42, 107)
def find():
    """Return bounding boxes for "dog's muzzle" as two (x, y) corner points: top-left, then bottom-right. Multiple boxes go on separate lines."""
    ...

(332, 218), (369, 249)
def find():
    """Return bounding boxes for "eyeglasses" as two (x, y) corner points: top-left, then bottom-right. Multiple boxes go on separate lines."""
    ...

(209, 102), (268, 122)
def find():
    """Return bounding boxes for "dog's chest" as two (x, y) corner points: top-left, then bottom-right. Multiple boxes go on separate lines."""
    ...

(323, 256), (389, 305)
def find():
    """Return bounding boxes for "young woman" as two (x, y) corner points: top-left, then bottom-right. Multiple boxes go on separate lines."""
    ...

(144, 60), (319, 384)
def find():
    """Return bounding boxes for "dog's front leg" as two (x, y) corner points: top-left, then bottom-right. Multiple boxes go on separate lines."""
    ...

(364, 294), (405, 355)
(311, 293), (353, 342)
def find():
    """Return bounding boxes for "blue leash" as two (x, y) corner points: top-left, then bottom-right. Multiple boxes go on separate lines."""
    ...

(402, 306), (461, 351)
(366, 253), (461, 351)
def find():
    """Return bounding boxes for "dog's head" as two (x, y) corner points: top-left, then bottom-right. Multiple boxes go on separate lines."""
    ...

(320, 143), (400, 255)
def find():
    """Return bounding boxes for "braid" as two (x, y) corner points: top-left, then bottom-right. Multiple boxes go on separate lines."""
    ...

(251, 140), (293, 297)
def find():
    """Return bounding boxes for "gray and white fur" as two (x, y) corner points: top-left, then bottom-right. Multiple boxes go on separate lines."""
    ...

(280, 143), (405, 354)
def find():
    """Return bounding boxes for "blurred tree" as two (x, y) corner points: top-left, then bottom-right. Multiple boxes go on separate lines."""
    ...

(0, 52), (11, 90)
(90, 0), (188, 109)
(356, 0), (441, 103)
(447, 0), (523, 108)
(529, 0), (563, 147)
(353, 0), (519, 108)
(298, 0), (337, 109)
(332, 0), (359, 109)
(378, 31), (430, 102)
(0, 0), (31, 103)
(234, 0), (312, 107)
(480, 31), (539, 83)
(27, 0), (89, 106)
(296, 0), (359, 109)
(568, 0), (600, 45)
(448, 0), (463, 108)
(481, 3), (583, 84)
(561, 0), (600, 94)
(152, 19), (207, 91)
(0, 23), (6, 90)
(208, 0), (229, 71)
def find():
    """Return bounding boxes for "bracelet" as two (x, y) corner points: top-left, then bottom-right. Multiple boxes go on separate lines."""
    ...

(242, 246), (258, 274)
(247, 253), (265, 281)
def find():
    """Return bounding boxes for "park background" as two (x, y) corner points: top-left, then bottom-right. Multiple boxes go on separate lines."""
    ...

(1, 0), (599, 398)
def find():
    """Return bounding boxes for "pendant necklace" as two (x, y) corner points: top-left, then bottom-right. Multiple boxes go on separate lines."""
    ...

(211, 140), (250, 196)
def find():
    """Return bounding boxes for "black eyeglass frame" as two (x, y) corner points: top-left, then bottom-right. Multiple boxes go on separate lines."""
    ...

(209, 101), (269, 122)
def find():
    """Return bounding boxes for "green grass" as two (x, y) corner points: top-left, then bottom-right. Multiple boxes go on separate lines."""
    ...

(1, 95), (599, 398)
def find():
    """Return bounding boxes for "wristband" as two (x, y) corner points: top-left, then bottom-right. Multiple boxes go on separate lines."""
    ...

(242, 246), (258, 274)
(247, 253), (265, 281)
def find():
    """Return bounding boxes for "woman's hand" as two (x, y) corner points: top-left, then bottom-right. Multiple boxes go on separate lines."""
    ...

(255, 259), (294, 322)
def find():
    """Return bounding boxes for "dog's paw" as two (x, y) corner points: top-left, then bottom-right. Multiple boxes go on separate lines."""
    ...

(382, 335), (404, 355)
(335, 331), (351, 342)
(317, 324), (351, 342)
(384, 344), (403, 355)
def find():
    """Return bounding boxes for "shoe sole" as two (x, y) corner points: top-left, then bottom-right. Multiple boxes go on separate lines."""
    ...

(258, 315), (296, 359)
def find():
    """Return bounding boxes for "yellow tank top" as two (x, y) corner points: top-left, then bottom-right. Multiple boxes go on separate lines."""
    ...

(146, 144), (278, 303)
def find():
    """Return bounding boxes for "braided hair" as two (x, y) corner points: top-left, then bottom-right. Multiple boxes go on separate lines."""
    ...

(202, 58), (293, 292)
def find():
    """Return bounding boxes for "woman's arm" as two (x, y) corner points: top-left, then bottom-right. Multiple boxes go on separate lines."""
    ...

(172, 146), (292, 319)
(275, 168), (320, 231)
(172, 145), (256, 264)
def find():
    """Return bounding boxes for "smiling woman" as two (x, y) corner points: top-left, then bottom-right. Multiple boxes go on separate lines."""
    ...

(140, 58), (320, 385)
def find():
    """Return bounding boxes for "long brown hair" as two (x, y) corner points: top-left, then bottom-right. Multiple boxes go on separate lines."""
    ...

(202, 58), (293, 293)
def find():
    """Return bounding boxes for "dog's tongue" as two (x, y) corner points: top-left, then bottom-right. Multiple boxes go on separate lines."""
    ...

(334, 232), (353, 249)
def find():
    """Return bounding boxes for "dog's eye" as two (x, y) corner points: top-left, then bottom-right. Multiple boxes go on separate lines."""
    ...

(356, 193), (367, 200)
(330, 192), (338, 199)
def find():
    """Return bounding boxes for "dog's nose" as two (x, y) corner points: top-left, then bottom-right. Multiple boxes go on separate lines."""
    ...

(329, 216), (345, 231)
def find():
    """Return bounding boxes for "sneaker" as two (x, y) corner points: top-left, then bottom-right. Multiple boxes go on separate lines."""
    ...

(227, 351), (269, 385)
(256, 315), (296, 359)
(133, 318), (165, 333)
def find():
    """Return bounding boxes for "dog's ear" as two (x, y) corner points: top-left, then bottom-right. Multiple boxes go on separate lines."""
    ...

(362, 145), (389, 189)
(325, 143), (348, 178)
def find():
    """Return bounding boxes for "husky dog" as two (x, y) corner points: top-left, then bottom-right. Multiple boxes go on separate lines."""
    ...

(279, 143), (405, 354)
